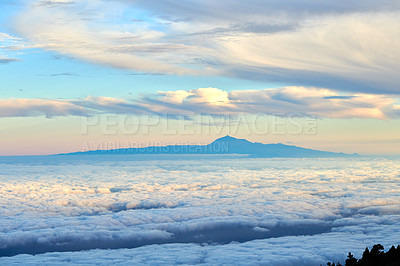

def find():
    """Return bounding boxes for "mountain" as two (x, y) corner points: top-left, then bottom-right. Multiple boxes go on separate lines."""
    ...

(60, 136), (357, 158)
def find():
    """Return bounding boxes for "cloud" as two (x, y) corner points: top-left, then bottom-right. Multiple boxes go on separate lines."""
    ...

(49, 72), (78, 76)
(0, 33), (25, 61)
(228, 87), (398, 119)
(0, 58), (19, 64)
(126, 0), (400, 21)
(159, 87), (230, 106)
(218, 13), (400, 93)
(38, 0), (74, 6)
(10, 1), (400, 94)
(12, 1), (205, 76)
(0, 98), (90, 118)
(0, 33), (21, 42)
(1, 87), (399, 118)
(96, 87), (400, 119)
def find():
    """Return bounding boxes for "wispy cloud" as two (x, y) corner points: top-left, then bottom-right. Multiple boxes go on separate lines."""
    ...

(127, 0), (400, 20)
(38, 0), (74, 7)
(0, 33), (24, 62)
(0, 98), (89, 118)
(0, 33), (21, 42)
(1, 87), (399, 119)
(0, 58), (19, 64)
(13, 1), (205, 76)
(49, 72), (79, 76)
(10, 0), (400, 94)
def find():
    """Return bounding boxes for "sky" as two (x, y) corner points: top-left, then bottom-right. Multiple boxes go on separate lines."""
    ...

(0, 0), (399, 155)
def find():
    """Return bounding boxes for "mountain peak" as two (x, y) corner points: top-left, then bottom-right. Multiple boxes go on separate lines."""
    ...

(213, 135), (251, 143)
(217, 135), (238, 141)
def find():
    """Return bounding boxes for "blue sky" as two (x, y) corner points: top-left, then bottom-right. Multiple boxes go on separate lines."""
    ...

(0, 0), (399, 155)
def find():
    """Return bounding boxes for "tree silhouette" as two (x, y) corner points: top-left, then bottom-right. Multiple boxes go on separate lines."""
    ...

(345, 252), (357, 266)
(327, 244), (400, 266)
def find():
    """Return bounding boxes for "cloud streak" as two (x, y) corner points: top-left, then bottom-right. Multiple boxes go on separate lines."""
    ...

(0, 98), (89, 118)
(1, 87), (399, 119)
(127, 0), (400, 20)
(0, 58), (19, 64)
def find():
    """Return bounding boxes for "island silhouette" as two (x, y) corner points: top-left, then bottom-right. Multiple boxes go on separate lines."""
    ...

(60, 135), (357, 158)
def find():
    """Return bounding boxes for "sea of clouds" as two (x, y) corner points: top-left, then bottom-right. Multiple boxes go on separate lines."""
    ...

(0, 156), (399, 265)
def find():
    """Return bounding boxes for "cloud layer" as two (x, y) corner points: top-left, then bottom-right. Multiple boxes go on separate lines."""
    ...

(1, 156), (400, 264)
(1, 87), (399, 119)
(8, 0), (400, 94)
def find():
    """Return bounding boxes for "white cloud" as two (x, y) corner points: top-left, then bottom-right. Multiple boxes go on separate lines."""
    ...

(159, 87), (231, 106)
(189, 87), (230, 106)
(0, 32), (25, 62)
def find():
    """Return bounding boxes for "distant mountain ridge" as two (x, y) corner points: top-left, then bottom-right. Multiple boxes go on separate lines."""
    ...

(61, 135), (357, 158)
